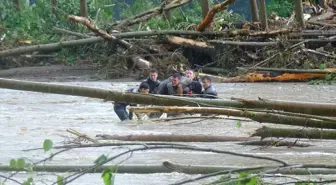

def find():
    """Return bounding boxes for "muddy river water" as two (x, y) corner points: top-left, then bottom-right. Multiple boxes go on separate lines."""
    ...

(1, 81), (336, 185)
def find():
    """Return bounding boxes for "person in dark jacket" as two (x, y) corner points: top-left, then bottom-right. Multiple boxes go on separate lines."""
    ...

(142, 68), (160, 94)
(113, 82), (149, 121)
(201, 75), (218, 99)
(160, 73), (185, 96)
(184, 69), (202, 95)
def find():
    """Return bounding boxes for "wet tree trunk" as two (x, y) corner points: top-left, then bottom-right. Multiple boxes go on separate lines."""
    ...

(80, 0), (88, 18)
(130, 106), (336, 128)
(253, 126), (336, 140)
(250, 0), (259, 22)
(294, 0), (305, 29)
(96, 134), (251, 142)
(257, 0), (268, 30)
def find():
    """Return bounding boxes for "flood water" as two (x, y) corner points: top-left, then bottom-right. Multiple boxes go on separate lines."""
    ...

(1, 81), (336, 185)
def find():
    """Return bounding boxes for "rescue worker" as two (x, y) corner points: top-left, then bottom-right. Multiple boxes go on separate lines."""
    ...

(142, 68), (160, 94)
(201, 75), (218, 99)
(113, 82), (149, 121)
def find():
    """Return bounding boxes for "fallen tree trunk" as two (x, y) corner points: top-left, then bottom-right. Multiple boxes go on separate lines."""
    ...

(237, 140), (312, 147)
(166, 36), (214, 49)
(1, 78), (336, 116)
(1, 162), (336, 175)
(209, 40), (279, 47)
(95, 134), (251, 142)
(68, 15), (152, 69)
(52, 27), (90, 38)
(238, 67), (336, 74)
(231, 97), (336, 117)
(252, 126), (336, 140)
(129, 106), (336, 128)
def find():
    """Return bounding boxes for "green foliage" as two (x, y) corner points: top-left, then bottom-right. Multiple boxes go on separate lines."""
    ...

(57, 176), (65, 185)
(17, 158), (26, 169)
(43, 139), (53, 152)
(236, 121), (242, 128)
(267, 0), (293, 17)
(9, 159), (17, 168)
(22, 177), (33, 185)
(101, 167), (118, 185)
(236, 172), (261, 185)
(94, 154), (108, 165)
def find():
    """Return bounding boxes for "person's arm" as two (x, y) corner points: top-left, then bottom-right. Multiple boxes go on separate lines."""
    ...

(177, 84), (183, 96)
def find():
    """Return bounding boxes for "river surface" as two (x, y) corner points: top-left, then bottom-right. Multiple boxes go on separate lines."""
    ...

(1, 81), (336, 185)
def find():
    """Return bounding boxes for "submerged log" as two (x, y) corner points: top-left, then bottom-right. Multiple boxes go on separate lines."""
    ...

(252, 126), (336, 140)
(129, 106), (336, 128)
(1, 162), (336, 175)
(0, 78), (335, 117)
(238, 140), (312, 147)
(96, 134), (251, 142)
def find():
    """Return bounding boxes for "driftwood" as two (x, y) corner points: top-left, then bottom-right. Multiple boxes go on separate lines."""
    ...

(238, 140), (312, 147)
(253, 126), (336, 140)
(209, 40), (279, 47)
(302, 48), (336, 59)
(68, 15), (152, 69)
(166, 36), (214, 49)
(2, 162), (336, 175)
(96, 134), (252, 142)
(129, 106), (336, 128)
(238, 67), (336, 74)
(53, 27), (90, 38)
(1, 78), (335, 117)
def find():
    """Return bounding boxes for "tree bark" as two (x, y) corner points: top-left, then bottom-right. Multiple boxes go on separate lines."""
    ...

(129, 106), (336, 128)
(253, 126), (336, 140)
(96, 134), (251, 142)
(294, 0), (305, 29)
(0, 78), (335, 117)
(53, 27), (90, 38)
(257, 0), (268, 30)
(167, 36), (214, 49)
(238, 140), (312, 147)
(250, 0), (259, 22)
(80, 0), (88, 18)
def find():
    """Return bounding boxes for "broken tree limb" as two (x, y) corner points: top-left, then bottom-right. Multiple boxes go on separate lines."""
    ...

(252, 126), (336, 140)
(195, 0), (236, 32)
(167, 36), (214, 49)
(67, 15), (152, 69)
(110, 0), (192, 29)
(95, 134), (251, 142)
(129, 106), (336, 128)
(0, 37), (103, 57)
(209, 40), (279, 47)
(1, 78), (335, 116)
(302, 48), (336, 59)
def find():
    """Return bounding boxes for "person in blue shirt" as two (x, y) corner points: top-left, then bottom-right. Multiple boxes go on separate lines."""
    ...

(113, 82), (149, 121)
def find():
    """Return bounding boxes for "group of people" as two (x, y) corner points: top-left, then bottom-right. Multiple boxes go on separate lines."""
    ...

(113, 68), (218, 121)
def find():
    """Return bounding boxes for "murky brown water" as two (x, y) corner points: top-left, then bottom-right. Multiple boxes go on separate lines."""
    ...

(1, 81), (336, 185)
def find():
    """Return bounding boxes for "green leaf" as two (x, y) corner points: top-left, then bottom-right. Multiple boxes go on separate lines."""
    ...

(246, 177), (258, 185)
(22, 177), (33, 185)
(236, 121), (242, 128)
(25, 163), (33, 172)
(43, 139), (53, 152)
(102, 169), (112, 185)
(9, 159), (17, 168)
(57, 176), (65, 185)
(94, 154), (107, 165)
(17, 158), (25, 169)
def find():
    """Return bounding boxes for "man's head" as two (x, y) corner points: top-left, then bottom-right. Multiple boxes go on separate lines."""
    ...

(171, 73), (181, 86)
(139, 82), (150, 94)
(149, 68), (158, 82)
(201, 76), (212, 89)
(185, 69), (195, 80)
